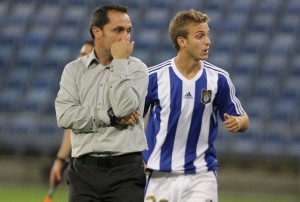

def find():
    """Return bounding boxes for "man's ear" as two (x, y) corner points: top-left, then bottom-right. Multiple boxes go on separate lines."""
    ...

(92, 26), (102, 39)
(177, 36), (186, 49)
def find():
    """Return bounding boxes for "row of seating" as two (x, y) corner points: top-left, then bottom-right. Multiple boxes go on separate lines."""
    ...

(0, 0), (299, 155)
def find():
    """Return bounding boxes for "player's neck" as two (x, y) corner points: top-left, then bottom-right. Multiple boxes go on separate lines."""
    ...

(174, 54), (201, 80)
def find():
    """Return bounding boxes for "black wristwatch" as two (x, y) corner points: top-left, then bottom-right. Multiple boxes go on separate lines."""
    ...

(107, 107), (117, 125)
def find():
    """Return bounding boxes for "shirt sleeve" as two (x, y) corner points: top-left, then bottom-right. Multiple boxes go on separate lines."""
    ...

(108, 58), (149, 118)
(55, 62), (110, 132)
(215, 73), (246, 121)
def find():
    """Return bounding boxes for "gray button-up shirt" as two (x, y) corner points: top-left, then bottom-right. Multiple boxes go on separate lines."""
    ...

(55, 51), (149, 157)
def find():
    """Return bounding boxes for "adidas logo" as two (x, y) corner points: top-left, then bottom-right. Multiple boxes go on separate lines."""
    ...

(183, 92), (193, 99)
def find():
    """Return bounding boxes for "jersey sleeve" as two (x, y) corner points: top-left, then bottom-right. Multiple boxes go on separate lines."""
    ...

(143, 73), (155, 117)
(215, 73), (246, 121)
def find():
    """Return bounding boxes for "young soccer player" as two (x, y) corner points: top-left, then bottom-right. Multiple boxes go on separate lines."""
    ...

(143, 10), (249, 202)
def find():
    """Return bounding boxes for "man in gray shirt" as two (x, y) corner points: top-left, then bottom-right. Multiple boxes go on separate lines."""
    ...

(55, 4), (148, 202)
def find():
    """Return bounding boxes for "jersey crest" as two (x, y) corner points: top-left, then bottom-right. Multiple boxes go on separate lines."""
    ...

(201, 89), (212, 104)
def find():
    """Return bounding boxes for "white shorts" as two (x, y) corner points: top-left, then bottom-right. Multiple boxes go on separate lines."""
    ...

(144, 170), (218, 202)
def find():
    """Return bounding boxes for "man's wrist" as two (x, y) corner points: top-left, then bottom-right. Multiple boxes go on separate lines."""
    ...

(107, 108), (117, 125)
(56, 156), (66, 162)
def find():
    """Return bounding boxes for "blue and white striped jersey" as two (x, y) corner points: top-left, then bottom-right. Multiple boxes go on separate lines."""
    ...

(143, 58), (246, 174)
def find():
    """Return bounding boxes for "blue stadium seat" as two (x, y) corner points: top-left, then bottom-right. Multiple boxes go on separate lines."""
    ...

(285, 0), (300, 13)
(250, 13), (275, 32)
(9, 113), (38, 135)
(231, 0), (255, 13)
(173, 0), (203, 12)
(287, 124), (300, 157)
(232, 53), (259, 75)
(268, 33), (296, 55)
(214, 32), (240, 52)
(261, 54), (287, 77)
(0, 87), (22, 112)
(257, 0), (281, 13)
(280, 77), (300, 100)
(289, 56), (300, 76)
(252, 76), (278, 99)
(278, 13), (300, 34)
(241, 32), (267, 54)
(7, 2), (34, 24)
(245, 98), (270, 120)
(209, 51), (233, 69)
(34, 4), (61, 25)
(222, 13), (249, 32)
(232, 123), (259, 155)
(230, 74), (252, 99)
(259, 120), (289, 156)
(271, 99), (297, 122)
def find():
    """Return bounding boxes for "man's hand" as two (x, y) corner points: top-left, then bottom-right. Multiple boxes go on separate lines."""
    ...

(116, 109), (140, 126)
(224, 113), (241, 133)
(49, 159), (64, 187)
(224, 113), (249, 133)
(111, 40), (134, 59)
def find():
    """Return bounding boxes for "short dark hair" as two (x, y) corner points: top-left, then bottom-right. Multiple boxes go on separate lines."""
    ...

(89, 4), (128, 39)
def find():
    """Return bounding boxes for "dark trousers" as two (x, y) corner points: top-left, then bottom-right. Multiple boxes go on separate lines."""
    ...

(68, 152), (146, 202)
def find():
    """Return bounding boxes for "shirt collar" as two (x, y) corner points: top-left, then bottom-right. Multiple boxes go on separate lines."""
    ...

(85, 49), (100, 69)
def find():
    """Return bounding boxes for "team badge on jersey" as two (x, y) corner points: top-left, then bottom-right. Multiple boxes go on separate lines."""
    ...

(201, 89), (212, 104)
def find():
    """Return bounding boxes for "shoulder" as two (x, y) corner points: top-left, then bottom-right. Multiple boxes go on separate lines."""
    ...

(65, 56), (87, 71)
(129, 56), (148, 73)
(203, 60), (230, 79)
(148, 59), (172, 76)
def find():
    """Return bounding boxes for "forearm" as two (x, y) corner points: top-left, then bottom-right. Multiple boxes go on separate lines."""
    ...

(56, 129), (72, 159)
(108, 59), (148, 118)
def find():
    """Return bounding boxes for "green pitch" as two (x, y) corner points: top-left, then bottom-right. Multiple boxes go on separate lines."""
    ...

(0, 186), (298, 202)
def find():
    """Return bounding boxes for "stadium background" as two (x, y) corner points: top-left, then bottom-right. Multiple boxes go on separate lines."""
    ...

(0, 0), (299, 201)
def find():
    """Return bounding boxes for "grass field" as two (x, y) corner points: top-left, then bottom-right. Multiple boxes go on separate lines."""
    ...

(0, 185), (299, 202)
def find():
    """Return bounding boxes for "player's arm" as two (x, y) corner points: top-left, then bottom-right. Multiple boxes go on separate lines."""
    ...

(224, 113), (249, 133)
(49, 129), (71, 186)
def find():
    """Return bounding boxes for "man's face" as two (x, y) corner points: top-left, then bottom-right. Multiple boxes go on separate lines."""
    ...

(184, 22), (211, 60)
(96, 10), (132, 56)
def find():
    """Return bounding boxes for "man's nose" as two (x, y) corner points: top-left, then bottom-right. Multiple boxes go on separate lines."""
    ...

(122, 31), (130, 40)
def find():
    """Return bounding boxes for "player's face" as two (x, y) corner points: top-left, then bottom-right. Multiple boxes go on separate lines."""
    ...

(185, 22), (211, 60)
(95, 10), (132, 57)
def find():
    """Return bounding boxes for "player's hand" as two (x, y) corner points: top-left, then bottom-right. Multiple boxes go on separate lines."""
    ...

(116, 109), (140, 126)
(111, 39), (134, 59)
(49, 160), (64, 187)
(224, 113), (241, 133)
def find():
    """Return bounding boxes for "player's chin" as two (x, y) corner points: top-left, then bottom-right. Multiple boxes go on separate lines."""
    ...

(198, 55), (209, 60)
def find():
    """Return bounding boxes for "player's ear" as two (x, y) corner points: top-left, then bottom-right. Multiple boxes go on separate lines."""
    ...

(177, 36), (186, 49)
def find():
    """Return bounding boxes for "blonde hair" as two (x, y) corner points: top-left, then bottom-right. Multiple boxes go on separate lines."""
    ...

(169, 10), (210, 52)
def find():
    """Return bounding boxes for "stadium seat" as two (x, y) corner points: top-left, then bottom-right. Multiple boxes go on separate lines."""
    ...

(214, 32), (241, 52)
(285, 0), (300, 13)
(250, 13), (275, 32)
(252, 76), (278, 99)
(232, 53), (259, 75)
(222, 13), (249, 32)
(268, 33), (296, 55)
(257, 0), (281, 13)
(260, 54), (287, 77)
(259, 120), (289, 156)
(241, 32), (268, 54)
